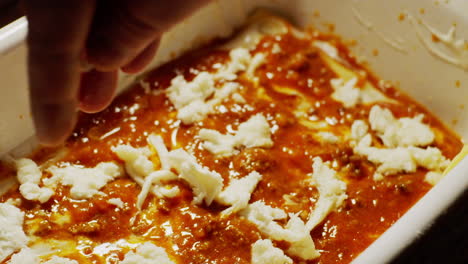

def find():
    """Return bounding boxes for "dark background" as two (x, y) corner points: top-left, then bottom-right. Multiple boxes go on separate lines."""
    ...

(0, 1), (467, 264)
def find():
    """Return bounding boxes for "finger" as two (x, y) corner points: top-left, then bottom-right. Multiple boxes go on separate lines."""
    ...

(121, 39), (160, 74)
(86, 0), (212, 71)
(78, 69), (118, 113)
(23, 0), (96, 145)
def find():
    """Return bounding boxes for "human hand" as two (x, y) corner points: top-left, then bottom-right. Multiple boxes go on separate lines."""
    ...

(23, 0), (211, 146)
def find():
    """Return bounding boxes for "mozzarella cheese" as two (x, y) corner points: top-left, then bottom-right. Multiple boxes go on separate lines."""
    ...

(107, 198), (125, 209)
(46, 162), (123, 200)
(166, 72), (215, 110)
(251, 239), (292, 264)
(43, 256), (78, 264)
(113, 143), (179, 209)
(352, 117), (450, 180)
(121, 242), (175, 264)
(216, 171), (262, 215)
(112, 145), (154, 184)
(306, 157), (347, 230)
(0, 203), (28, 262)
(240, 201), (320, 260)
(330, 78), (360, 108)
(317, 132), (340, 144)
(8, 248), (38, 264)
(168, 149), (223, 205)
(148, 134), (224, 205)
(369, 105), (435, 147)
(166, 47), (265, 124)
(425, 171), (444, 185)
(199, 114), (273, 157)
(15, 159), (54, 203)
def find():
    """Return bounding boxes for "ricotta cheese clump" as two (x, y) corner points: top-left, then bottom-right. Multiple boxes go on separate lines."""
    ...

(251, 239), (292, 264)
(199, 113), (273, 157)
(15, 158), (54, 203)
(121, 242), (175, 264)
(0, 203), (28, 262)
(46, 162), (123, 200)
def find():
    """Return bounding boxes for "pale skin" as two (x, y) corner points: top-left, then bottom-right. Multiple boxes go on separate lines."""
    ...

(23, 0), (211, 146)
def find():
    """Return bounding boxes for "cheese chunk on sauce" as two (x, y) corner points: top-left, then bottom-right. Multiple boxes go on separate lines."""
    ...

(199, 113), (273, 157)
(251, 239), (292, 264)
(0, 203), (28, 262)
(121, 242), (174, 264)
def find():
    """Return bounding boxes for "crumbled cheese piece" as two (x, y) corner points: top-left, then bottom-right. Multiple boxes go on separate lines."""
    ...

(330, 78), (360, 108)
(166, 72), (215, 110)
(285, 214), (320, 260)
(355, 134), (450, 180)
(369, 105), (435, 147)
(19, 183), (54, 204)
(216, 171), (262, 215)
(199, 114), (273, 157)
(0, 203), (28, 262)
(5, 198), (21, 207)
(136, 170), (178, 210)
(113, 143), (179, 209)
(167, 149), (223, 205)
(313, 41), (340, 61)
(111, 145), (153, 184)
(306, 157), (347, 230)
(232, 93), (246, 104)
(251, 239), (292, 264)
(317, 132), (339, 144)
(425, 171), (444, 185)
(216, 48), (252, 81)
(107, 198), (125, 209)
(121, 242), (175, 264)
(350, 120), (369, 142)
(240, 201), (291, 240)
(247, 53), (266, 78)
(8, 248), (38, 264)
(46, 162), (122, 200)
(43, 256), (78, 264)
(240, 202), (320, 260)
(15, 158), (54, 203)
(148, 134), (223, 205)
(271, 43), (282, 54)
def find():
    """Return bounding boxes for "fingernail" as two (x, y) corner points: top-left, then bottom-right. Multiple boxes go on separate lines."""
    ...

(78, 70), (118, 113)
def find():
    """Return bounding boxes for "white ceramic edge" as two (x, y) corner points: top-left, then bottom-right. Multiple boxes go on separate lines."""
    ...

(0, 2), (466, 263)
(0, 16), (27, 55)
(351, 158), (468, 264)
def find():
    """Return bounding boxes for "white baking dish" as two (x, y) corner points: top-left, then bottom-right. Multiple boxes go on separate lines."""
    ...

(0, 0), (467, 263)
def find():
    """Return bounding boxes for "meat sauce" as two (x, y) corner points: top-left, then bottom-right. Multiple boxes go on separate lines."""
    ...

(0, 21), (463, 264)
